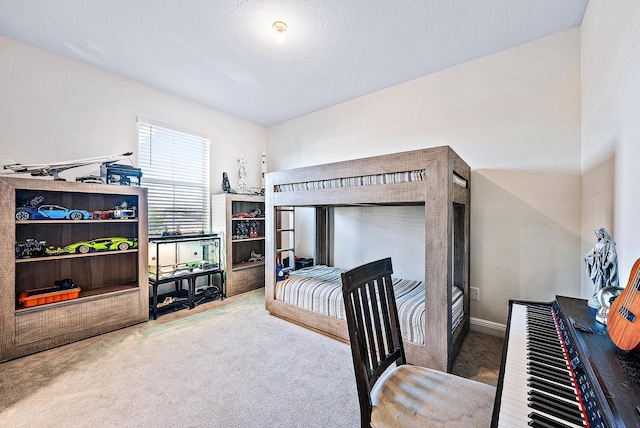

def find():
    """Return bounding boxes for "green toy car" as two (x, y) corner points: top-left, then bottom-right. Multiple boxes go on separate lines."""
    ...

(64, 237), (138, 254)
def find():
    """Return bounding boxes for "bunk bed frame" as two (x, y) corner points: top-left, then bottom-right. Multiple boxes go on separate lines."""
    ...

(265, 146), (471, 372)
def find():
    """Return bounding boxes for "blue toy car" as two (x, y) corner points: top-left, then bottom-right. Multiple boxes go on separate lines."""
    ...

(15, 204), (93, 221)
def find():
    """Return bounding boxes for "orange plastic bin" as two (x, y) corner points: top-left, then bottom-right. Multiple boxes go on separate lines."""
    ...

(19, 286), (81, 308)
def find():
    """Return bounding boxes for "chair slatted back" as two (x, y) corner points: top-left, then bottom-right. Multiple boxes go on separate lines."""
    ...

(341, 258), (406, 427)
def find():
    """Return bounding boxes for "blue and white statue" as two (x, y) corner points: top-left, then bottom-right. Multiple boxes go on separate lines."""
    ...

(584, 227), (619, 310)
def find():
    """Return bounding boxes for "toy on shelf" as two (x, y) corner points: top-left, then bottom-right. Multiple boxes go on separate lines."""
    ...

(249, 251), (264, 262)
(15, 239), (48, 259)
(94, 200), (137, 219)
(3, 152), (133, 181)
(64, 237), (138, 254)
(15, 195), (93, 221)
(232, 208), (263, 218)
(18, 278), (81, 308)
(44, 238), (137, 256)
(16, 203), (93, 221)
(100, 163), (142, 186)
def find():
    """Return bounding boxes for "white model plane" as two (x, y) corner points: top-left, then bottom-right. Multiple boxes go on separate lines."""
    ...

(2, 152), (133, 180)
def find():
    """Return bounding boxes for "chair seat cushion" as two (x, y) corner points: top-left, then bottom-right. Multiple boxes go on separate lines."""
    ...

(371, 365), (496, 427)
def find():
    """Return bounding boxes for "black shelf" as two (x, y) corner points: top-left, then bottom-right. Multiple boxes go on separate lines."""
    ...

(149, 268), (225, 319)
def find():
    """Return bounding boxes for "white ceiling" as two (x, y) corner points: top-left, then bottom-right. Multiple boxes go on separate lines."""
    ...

(0, 0), (588, 126)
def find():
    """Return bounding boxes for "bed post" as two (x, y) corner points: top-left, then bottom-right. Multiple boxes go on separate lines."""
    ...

(265, 172), (276, 312)
(449, 149), (471, 370)
(422, 147), (451, 372)
(315, 207), (330, 266)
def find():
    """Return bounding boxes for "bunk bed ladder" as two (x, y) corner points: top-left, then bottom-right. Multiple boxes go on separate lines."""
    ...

(275, 206), (295, 273)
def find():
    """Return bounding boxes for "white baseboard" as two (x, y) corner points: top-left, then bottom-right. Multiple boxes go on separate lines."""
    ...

(470, 317), (506, 338)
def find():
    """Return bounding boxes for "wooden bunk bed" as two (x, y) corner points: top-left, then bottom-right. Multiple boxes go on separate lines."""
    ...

(265, 146), (471, 372)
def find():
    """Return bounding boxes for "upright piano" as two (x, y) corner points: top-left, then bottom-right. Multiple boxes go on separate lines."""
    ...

(492, 296), (640, 427)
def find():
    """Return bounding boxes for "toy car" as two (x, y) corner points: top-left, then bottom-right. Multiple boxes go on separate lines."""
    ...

(94, 201), (137, 219)
(64, 237), (138, 254)
(232, 208), (263, 218)
(15, 204), (93, 221)
(15, 239), (47, 258)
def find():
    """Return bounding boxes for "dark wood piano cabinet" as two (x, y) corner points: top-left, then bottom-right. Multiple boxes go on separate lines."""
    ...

(492, 295), (640, 427)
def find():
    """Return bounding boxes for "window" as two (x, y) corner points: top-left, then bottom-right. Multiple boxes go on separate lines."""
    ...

(138, 121), (211, 235)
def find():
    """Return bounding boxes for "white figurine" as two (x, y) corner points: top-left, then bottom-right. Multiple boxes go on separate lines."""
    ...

(237, 158), (248, 193)
(261, 150), (267, 191)
(584, 227), (619, 309)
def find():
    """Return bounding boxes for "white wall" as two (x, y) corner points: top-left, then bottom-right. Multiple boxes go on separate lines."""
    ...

(0, 36), (266, 192)
(581, 1), (640, 295)
(332, 206), (426, 281)
(268, 29), (583, 324)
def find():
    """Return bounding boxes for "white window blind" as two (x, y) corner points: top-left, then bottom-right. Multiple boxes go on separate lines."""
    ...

(138, 121), (211, 235)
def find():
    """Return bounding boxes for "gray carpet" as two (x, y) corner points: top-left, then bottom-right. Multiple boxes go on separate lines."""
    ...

(0, 289), (503, 427)
(451, 329), (504, 387)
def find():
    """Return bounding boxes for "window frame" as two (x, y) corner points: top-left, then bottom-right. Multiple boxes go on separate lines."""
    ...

(137, 119), (211, 236)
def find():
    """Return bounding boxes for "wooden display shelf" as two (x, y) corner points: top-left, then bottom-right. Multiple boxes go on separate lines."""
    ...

(232, 260), (266, 271)
(15, 283), (139, 312)
(231, 237), (265, 243)
(16, 248), (139, 263)
(212, 193), (266, 296)
(16, 219), (138, 225)
(1, 176), (148, 362)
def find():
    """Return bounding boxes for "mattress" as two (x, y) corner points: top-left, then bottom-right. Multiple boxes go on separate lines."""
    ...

(275, 265), (465, 346)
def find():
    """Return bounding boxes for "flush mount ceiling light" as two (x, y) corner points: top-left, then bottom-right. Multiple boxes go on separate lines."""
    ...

(272, 21), (287, 43)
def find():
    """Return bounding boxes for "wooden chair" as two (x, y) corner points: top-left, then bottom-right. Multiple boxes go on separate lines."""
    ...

(341, 258), (496, 427)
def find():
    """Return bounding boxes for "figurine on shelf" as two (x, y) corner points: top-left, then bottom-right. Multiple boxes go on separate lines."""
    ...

(222, 172), (235, 193)
(261, 150), (267, 192)
(233, 221), (249, 240)
(237, 159), (248, 194)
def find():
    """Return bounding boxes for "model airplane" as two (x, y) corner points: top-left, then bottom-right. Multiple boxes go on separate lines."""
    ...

(2, 152), (133, 180)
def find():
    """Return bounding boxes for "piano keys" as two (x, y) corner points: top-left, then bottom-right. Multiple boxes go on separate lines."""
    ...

(492, 296), (640, 427)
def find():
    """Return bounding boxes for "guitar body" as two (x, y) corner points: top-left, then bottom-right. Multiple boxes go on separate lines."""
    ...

(608, 258), (640, 352)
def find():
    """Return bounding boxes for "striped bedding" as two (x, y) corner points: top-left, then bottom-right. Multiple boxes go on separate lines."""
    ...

(275, 265), (465, 346)
(274, 170), (425, 193)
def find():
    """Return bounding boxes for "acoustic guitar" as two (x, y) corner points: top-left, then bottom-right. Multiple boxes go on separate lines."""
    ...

(607, 258), (640, 352)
